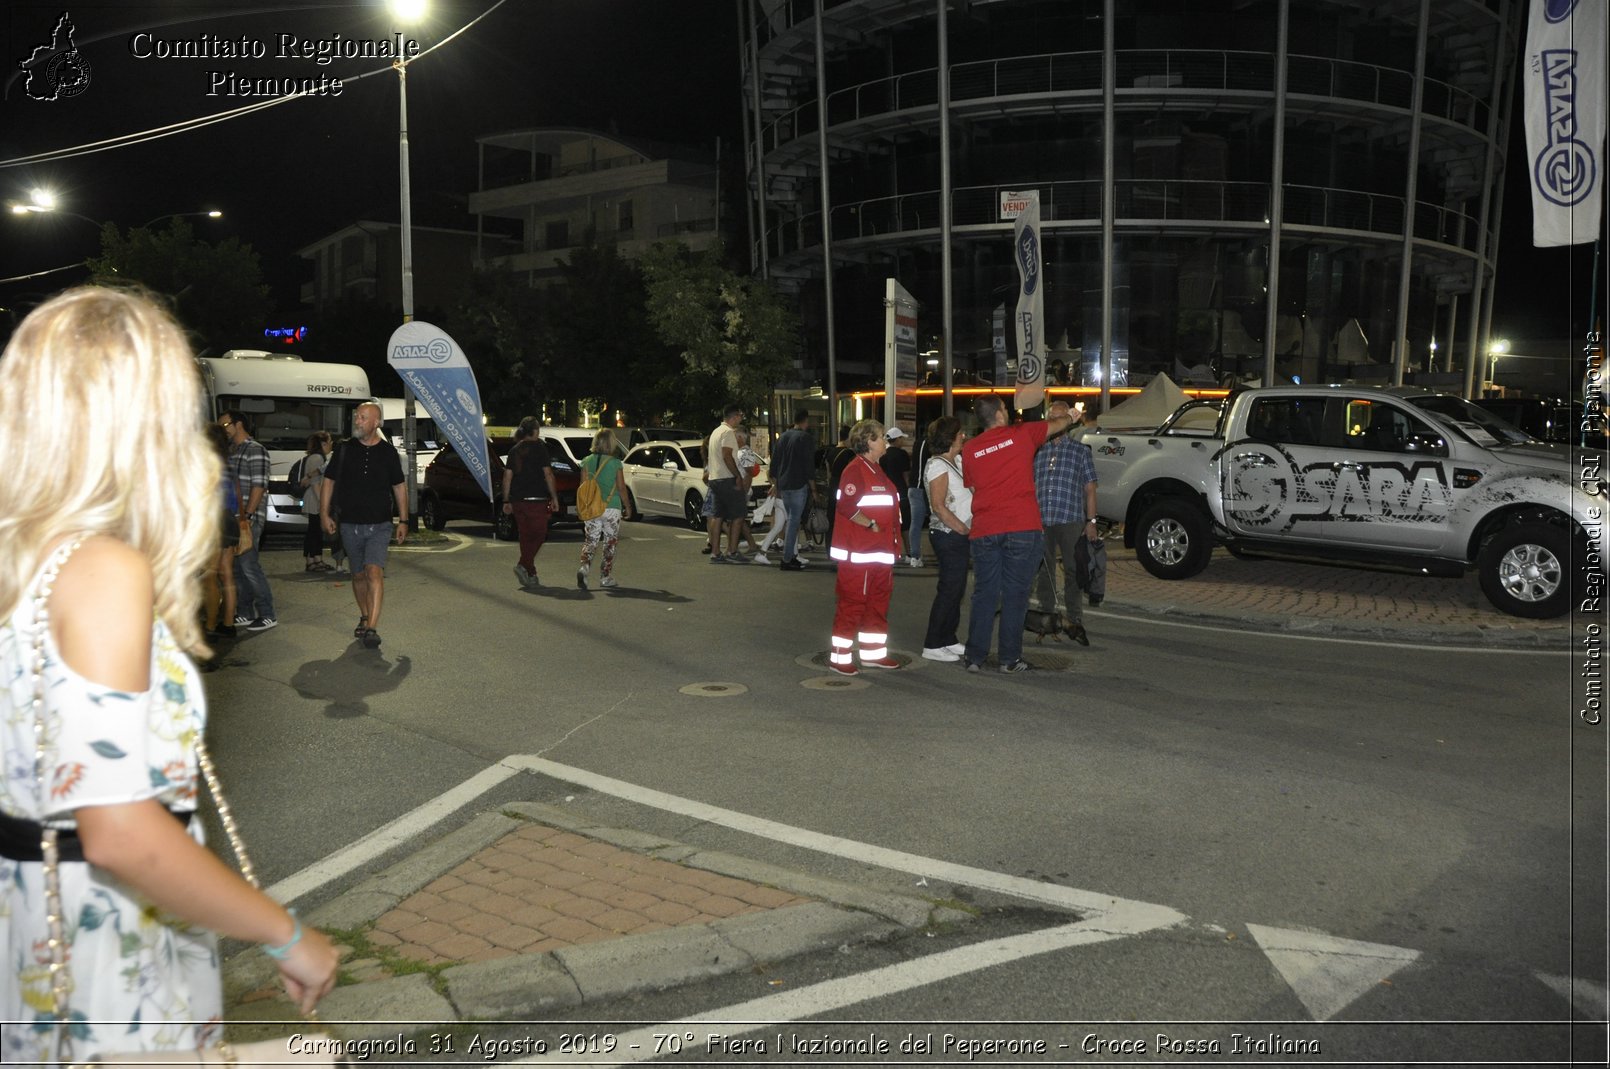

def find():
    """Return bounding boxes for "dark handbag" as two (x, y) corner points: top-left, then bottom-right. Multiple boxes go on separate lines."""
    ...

(1074, 532), (1107, 605)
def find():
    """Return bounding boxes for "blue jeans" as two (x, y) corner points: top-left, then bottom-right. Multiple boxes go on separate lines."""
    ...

(907, 489), (929, 558)
(232, 514), (276, 620)
(965, 529), (1044, 667)
(780, 487), (809, 561)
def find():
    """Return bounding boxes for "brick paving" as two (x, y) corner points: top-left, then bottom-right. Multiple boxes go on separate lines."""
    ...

(368, 822), (812, 966)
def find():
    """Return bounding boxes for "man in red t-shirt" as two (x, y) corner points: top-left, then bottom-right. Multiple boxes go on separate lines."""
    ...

(961, 395), (1076, 673)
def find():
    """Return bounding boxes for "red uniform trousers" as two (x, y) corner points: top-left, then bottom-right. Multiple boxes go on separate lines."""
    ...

(830, 562), (894, 666)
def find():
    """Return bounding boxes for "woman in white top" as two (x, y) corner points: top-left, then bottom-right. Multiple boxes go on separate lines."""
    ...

(920, 416), (974, 662)
(0, 288), (338, 1063)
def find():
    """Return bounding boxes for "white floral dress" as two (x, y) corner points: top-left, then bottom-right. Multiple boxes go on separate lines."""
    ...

(0, 549), (220, 1064)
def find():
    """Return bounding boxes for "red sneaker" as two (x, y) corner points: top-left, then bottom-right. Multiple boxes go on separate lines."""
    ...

(829, 661), (859, 676)
(860, 656), (902, 670)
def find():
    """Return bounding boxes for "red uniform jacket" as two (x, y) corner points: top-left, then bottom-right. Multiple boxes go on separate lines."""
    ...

(830, 455), (902, 566)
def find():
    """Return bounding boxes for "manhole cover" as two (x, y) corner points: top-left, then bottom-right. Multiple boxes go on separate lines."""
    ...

(795, 650), (920, 671)
(678, 682), (749, 697)
(801, 675), (871, 691)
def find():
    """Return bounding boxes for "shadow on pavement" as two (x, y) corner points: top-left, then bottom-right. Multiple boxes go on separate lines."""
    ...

(290, 645), (412, 718)
(599, 586), (693, 603)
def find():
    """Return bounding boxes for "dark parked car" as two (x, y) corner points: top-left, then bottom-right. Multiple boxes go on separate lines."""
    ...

(419, 437), (516, 539)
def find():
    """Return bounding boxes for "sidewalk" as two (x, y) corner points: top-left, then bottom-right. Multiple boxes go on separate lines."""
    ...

(1067, 549), (1573, 649)
(222, 802), (973, 1037)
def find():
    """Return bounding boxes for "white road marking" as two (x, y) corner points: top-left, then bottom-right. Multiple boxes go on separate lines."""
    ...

(389, 532), (473, 554)
(508, 757), (1183, 926)
(1246, 923), (1421, 1021)
(513, 919), (1138, 1066)
(265, 760), (523, 904)
(1535, 972), (1610, 1019)
(1087, 608), (1570, 655)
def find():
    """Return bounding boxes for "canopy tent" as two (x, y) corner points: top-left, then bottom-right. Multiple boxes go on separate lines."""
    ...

(1095, 373), (1193, 431)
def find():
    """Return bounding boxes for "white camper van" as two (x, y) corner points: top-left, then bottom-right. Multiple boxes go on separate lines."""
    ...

(197, 350), (371, 531)
(376, 396), (442, 485)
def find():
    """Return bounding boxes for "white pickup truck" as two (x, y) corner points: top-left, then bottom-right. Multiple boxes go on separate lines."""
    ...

(1091, 385), (1605, 618)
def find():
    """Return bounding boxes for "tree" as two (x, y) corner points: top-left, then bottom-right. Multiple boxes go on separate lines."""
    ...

(641, 242), (798, 417)
(85, 219), (270, 350)
(442, 268), (551, 424)
(545, 246), (681, 427)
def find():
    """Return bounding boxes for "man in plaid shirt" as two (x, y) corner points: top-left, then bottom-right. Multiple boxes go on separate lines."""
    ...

(223, 410), (278, 631)
(1033, 400), (1098, 646)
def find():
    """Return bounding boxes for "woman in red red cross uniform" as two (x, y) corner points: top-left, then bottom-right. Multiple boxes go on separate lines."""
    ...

(828, 419), (904, 675)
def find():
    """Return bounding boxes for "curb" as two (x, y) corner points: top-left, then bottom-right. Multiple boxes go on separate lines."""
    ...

(1091, 599), (1576, 649)
(223, 802), (978, 1037)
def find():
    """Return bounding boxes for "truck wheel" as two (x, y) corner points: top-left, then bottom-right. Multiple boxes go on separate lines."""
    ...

(1134, 498), (1212, 580)
(418, 492), (445, 532)
(1478, 521), (1570, 618)
(685, 491), (706, 531)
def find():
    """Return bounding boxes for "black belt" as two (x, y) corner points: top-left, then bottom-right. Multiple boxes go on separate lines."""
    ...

(0, 806), (191, 862)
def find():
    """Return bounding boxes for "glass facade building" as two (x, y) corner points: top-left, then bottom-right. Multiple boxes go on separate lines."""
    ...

(740, 0), (1521, 398)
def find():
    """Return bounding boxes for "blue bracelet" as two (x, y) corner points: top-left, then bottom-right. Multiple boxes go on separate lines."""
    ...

(263, 909), (302, 960)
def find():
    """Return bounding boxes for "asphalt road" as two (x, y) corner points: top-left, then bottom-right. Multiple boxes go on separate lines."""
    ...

(208, 520), (1605, 1063)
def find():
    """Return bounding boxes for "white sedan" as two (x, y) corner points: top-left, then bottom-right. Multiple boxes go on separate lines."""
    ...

(622, 440), (768, 529)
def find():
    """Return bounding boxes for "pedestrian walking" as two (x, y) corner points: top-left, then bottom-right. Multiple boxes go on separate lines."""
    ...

(767, 409), (818, 570)
(320, 401), (408, 649)
(576, 429), (634, 589)
(298, 431), (334, 572)
(202, 422), (238, 641)
(879, 426), (915, 563)
(1033, 399), (1098, 646)
(825, 424), (854, 547)
(961, 395), (1077, 673)
(735, 427), (768, 560)
(222, 409), (277, 631)
(907, 427), (930, 566)
(920, 416), (972, 662)
(0, 287), (338, 1063)
(502, 416), (559, 589)
(827, 419), (903, 675)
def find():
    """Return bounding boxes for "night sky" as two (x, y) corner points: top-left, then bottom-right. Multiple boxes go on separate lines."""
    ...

(1, 1), (1600, 352)
(0, 0), (741, 313)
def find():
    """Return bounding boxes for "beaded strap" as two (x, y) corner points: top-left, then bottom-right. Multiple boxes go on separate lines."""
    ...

(30, 538), (82, 1063)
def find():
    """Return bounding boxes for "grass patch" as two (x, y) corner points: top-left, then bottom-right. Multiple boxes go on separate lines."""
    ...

(322, 923), (454, 988)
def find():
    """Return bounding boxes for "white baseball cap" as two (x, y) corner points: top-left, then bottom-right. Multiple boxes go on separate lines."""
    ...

(885, 426), (908, 440)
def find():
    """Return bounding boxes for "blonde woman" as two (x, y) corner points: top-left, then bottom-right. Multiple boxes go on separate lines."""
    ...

(0, 288), (338, 1063)
(576, 428), (635, 590)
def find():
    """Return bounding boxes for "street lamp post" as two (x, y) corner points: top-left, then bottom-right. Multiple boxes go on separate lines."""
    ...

(392, 0), (426, 517)
(1487, 338), (1508, 397)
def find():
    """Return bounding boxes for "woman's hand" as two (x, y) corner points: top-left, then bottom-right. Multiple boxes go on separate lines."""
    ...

(277, 924), (340, 1015)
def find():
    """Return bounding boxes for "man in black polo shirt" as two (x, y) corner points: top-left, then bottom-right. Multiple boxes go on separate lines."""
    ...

(320, 401), (408, 648)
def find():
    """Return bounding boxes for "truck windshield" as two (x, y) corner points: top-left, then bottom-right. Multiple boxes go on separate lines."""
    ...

(1406, 395), (1533, 446)
(222, 398), (356, 452)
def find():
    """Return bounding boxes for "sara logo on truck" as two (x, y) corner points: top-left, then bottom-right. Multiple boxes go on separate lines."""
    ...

(1218, 440), (1452, 532)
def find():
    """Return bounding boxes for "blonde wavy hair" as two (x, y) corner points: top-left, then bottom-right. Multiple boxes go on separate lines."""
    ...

(0, 287), (219, 654)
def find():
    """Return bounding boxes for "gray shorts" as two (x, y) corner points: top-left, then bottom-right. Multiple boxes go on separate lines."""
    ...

(340, 522), (392, 572)
(710, 478), (747, 521)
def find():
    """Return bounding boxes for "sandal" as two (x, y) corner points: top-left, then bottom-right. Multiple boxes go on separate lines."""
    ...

(354, 615), (368, 638)
(360, 628), (382, 649)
